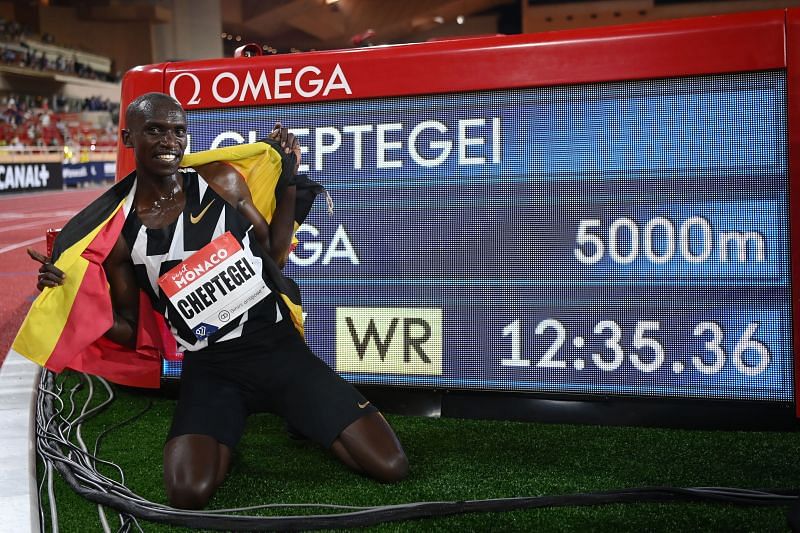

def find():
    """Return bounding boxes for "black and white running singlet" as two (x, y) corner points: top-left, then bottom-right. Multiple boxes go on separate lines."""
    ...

(121, 169), (284, 351)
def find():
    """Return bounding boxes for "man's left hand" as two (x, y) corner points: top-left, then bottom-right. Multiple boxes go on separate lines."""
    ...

(269, 122), (301, 172)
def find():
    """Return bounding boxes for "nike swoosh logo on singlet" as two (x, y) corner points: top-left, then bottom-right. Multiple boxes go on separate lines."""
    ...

(189, 199), (215, 224)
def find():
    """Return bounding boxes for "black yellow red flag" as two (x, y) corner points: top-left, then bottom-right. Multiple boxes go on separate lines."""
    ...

(11, 139), (321, 388)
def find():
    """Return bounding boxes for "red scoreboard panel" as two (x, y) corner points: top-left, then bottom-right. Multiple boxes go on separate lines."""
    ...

(119, 9), (800, 426)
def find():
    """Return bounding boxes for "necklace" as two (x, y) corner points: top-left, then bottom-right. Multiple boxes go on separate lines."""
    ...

(138, 183), (181, 212)
(149, 190), (178, 210)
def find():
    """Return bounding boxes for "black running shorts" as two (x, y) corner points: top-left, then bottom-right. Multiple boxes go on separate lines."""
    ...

(166, 320), (378, 449)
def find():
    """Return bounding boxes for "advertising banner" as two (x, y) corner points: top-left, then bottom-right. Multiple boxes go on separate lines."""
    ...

(0, 162), (62, 193)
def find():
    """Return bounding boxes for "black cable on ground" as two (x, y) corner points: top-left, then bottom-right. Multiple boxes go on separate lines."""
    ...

(36, 370), (800, 531)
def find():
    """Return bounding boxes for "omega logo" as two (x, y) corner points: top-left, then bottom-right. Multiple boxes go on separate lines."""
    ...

(169, 64), (352, 106)
(169, 72), (202, 105)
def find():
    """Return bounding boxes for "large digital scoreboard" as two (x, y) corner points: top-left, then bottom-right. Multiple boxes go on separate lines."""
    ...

(119, 9), (800, 416)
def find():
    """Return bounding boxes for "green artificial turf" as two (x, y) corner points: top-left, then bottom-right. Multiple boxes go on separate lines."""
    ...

(40, 371), (800, 532)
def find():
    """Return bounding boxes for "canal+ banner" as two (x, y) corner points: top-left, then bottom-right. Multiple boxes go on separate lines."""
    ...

(0, 162), (62, 194)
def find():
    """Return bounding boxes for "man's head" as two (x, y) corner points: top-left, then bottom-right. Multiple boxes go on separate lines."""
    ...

(122, 92), (187, 179)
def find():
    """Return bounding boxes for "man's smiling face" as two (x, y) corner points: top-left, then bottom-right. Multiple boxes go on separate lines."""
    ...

(123, 95), (187, 179)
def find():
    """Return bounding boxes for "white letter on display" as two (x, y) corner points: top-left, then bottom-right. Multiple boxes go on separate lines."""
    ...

(240, 71), (272, 101)
(323, 225), (360, 265)
(212, 72), (240, 104)
(315, 127), (342, 171)
(295, 66), (323, 98)
(343, 124), (373, 170)
(409, 120), (452, 167)
(290, 224), (323, 266)
(458, 118), (486, 165)
(169, 72), (201, 105)
(492, 117), (501, 164)
(274, 68), (293, 99)
(323, 64), (352, 96)
(377, 123), (403, 169)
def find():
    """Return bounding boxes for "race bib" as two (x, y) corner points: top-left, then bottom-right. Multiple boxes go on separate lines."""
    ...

(158, 232), (270, 341)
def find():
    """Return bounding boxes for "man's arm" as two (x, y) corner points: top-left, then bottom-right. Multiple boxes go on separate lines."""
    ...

(196, 161), (296, 268)
(267, 123), (298, 267)
(269, 183), (296, 267)
(103, 235), (139, 348)
(195, 124), (301, 269)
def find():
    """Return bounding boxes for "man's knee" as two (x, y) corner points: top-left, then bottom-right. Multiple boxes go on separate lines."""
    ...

(337, 411), (410, 483)
(165, 476), (216, 509)
(376, 448), (409, 483)
(163, 435), (229, 509)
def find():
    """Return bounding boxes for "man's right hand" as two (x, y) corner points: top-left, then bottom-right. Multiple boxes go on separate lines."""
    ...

(27, 248), (65, 291)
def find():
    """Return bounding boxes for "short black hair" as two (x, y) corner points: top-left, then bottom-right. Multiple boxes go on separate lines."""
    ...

(125, 92), (184, 127)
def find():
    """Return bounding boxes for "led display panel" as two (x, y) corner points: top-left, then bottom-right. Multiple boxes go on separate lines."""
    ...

(162, 70), (792, 402)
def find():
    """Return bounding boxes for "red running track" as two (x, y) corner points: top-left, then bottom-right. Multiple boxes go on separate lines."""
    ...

(0, 187), (104, 368)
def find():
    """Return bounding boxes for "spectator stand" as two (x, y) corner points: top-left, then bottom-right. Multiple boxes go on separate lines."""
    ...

(0, 19), (120, 189)
(0, 102), (117, 189)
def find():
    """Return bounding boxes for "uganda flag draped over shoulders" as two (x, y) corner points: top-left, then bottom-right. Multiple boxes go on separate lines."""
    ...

(11, 139), (323, 388)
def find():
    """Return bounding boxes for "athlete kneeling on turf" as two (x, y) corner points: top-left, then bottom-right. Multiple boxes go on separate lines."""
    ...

(28, 92), (408, 509)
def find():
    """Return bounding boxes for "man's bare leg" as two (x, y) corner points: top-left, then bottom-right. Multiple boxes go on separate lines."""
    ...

(330, 412), (408, 483)
(163, 434), (231, 509)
